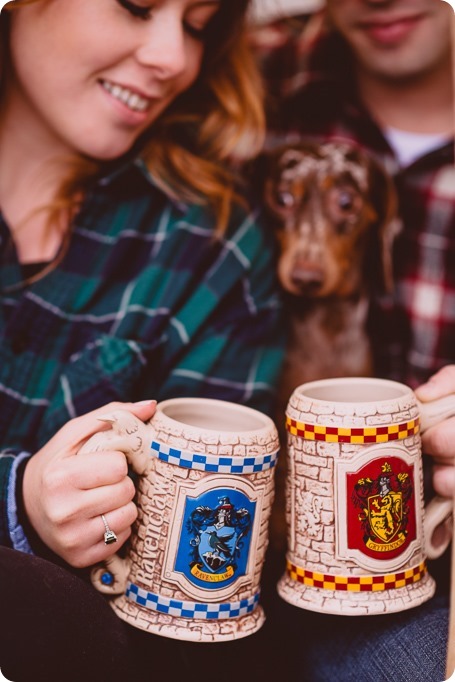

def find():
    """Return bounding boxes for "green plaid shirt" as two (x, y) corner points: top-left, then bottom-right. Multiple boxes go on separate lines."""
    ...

(0, 159), (284, 548)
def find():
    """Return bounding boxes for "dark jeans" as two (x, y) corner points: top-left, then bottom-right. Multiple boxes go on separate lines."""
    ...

(0, 547), (278, 682)
(266, 593), (449, 682)
(261, 551), (450, 682)
(0, 547), (450, 682)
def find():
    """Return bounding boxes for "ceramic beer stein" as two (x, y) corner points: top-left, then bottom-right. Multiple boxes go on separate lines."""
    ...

(277, 377), (455, 616)
(79, 397), (279, 642)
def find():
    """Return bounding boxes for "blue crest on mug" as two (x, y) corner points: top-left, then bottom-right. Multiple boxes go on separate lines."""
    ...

(174, 489), (256, 589)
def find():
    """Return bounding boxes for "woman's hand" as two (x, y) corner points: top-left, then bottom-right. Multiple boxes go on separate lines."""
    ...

(22, 400), (156, 568)
(415, 365), (455, 499)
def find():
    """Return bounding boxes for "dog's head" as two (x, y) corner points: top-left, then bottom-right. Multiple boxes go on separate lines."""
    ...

(263, 141), (400, 299)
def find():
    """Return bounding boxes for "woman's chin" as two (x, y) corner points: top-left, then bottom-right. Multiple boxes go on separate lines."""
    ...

(80, 139), (138, 162)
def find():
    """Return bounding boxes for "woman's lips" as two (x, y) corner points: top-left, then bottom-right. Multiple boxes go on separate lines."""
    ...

(361, 15), (423, 45)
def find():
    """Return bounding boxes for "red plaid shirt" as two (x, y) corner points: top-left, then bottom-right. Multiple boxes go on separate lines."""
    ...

(250, 13), (455, 388)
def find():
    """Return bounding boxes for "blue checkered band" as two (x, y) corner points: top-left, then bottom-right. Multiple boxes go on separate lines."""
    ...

(125, 582), (260, 620)
(150, 440), (278, 473)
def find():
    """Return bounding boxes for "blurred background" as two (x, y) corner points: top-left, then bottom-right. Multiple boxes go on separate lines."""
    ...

(250, 0), (324, 23)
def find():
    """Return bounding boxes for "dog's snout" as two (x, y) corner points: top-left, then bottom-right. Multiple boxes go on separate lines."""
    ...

(290, 261), (325, 293)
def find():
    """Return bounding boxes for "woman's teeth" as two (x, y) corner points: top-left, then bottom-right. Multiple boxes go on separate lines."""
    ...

(102, 80), (150, 112)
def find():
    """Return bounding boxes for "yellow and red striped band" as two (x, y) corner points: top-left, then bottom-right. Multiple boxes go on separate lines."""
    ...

(287, 560), (427, 592)
(285, 417), (420, 444)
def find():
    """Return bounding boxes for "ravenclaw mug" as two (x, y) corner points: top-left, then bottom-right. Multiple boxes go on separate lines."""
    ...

(79, 397), (279, 642)
(278, 377), (455, 616)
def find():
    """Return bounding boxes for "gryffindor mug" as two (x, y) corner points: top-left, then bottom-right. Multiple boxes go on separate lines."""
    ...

(278, 377), (455, 616)
(79, 397), (279, 642)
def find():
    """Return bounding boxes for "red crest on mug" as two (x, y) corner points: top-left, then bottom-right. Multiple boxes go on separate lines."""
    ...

(347, 456), (417, 561)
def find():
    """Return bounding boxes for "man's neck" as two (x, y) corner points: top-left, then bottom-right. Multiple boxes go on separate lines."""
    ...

(356, 62), (454, 136)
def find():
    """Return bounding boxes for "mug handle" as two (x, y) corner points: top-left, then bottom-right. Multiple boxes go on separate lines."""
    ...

(418, 394), (455, 560)
(77, 410), (151, 594)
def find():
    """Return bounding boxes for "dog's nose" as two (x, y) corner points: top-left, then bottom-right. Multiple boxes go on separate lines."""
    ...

(290, 264), (325, 293)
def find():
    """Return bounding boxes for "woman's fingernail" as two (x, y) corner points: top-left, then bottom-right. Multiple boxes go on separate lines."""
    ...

(134, 399), (157, 406)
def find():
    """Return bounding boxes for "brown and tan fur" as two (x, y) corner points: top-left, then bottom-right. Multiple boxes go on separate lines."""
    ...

(263, 141), (400, 548)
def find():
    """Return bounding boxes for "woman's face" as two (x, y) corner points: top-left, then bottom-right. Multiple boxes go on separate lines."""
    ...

(7, 0), (221, 160)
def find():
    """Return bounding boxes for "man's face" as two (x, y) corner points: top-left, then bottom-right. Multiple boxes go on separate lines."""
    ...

(326, 0), (452, 81)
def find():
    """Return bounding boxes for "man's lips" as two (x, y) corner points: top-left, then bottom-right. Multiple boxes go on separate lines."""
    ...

(360, 15), (424, 45)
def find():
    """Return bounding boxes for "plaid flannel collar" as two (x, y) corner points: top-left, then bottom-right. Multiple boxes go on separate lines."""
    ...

(281, 14), (453, 166)
(96, 156), (188, 214)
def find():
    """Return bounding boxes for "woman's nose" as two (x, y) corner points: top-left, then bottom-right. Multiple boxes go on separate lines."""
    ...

(135, 16), (187, 79)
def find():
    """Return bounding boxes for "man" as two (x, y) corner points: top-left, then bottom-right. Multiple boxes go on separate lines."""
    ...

(252, 1), (455, 679)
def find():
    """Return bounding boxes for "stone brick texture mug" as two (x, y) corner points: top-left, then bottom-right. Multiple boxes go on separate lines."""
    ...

(278, 377), (455, 616)
(79, 397), (279, 642)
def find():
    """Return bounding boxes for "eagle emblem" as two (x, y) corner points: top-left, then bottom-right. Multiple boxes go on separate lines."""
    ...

(174, 489), (255, 589)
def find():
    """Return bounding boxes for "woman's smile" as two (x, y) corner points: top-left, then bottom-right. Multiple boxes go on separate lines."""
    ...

(99, 79), (152, 114)
(6, 0), (217, 160)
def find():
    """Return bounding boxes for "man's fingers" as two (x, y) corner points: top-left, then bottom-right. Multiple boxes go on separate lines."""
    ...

(416, 365), (455, 402)
(421, 416), (455, 460)
(432, 465), (455, 499)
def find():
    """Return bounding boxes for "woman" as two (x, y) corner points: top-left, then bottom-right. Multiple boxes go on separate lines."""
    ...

(0, 1), (284, 679)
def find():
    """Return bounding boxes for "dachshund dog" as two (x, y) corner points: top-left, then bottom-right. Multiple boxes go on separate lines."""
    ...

(262, 140), (400, 548)
(265, 140), (400, 391)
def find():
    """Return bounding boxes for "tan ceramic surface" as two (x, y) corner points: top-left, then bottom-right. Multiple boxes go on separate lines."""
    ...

(278, 378), (436, 615)
(88, 399), (279, 641)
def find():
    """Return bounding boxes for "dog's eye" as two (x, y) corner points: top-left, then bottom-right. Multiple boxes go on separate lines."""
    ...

(338, 190), (354, 211)
(275, 191), (295, 208)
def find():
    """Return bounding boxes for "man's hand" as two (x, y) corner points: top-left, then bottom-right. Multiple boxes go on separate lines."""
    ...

(415, 365), (455, 498)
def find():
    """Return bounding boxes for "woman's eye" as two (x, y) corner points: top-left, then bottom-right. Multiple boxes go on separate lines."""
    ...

(183, 7), (220, 41)
(183, 22), (209, 40)
(116, 0), (152, 20)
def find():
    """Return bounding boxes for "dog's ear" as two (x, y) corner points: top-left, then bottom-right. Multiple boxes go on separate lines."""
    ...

(365, 155), (402, 295)
(246, 147), (290, 224)
(243, 151), (273, 210)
